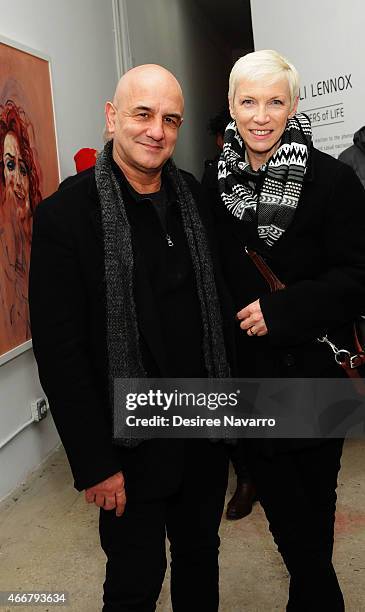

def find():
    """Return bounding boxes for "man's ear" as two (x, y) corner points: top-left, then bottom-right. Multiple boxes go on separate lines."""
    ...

(289, 95), (299, 119)
(105, 101), (116, 134)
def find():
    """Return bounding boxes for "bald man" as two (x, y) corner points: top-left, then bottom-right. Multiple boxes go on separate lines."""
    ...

(29, 65), (232, 611)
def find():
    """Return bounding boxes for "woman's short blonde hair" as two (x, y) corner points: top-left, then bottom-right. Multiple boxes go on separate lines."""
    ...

(228, 49), (300, 110)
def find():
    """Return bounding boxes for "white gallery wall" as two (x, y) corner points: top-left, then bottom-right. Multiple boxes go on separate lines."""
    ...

(0, 0), (119, 500)
(123, 0), (231, 178)
(251, 0), (365, 157)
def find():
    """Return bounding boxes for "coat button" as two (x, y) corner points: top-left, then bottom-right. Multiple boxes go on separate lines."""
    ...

(284, 353), (295, 367)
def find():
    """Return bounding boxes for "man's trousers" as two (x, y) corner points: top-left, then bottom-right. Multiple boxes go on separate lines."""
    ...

(99, 439), (229, 612)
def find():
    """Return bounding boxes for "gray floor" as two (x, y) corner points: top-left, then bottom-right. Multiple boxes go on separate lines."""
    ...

(0, 439), (364, 611)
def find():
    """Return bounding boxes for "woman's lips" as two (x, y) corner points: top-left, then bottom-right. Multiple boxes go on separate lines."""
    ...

(249, 129), (273, 140)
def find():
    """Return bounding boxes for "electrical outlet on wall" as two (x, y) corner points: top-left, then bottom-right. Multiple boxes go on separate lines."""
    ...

(31, 398), (49, 422)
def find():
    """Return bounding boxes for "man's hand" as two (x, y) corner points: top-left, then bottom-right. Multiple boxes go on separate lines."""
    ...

(236, 299), (268, 337)
(85, 471), (126, 517)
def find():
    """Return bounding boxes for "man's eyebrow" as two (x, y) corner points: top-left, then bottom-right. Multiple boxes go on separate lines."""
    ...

(165, 112), (182, 120)
(132, 105), (153, 113)
(132, 105), (182, 119)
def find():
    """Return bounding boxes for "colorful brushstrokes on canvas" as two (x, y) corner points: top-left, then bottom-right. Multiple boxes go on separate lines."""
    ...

(0, 39), (59, 357)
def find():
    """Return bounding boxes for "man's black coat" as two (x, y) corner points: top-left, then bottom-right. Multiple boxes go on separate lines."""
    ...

(29, 167), (234, 493)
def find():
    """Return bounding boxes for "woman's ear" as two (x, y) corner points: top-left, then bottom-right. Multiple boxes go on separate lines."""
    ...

(228, 97), (235, 120)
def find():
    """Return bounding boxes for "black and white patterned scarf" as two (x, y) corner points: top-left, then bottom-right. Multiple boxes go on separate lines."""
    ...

(218, 113), (312, 246)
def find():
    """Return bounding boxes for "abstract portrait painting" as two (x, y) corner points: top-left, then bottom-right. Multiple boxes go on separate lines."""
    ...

(0, 37), (59, 360)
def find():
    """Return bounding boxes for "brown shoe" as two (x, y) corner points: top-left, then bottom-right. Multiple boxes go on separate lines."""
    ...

(226, 479), (256, 520)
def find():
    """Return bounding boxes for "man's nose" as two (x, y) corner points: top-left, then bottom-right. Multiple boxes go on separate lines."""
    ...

(146, 116), (164, 141)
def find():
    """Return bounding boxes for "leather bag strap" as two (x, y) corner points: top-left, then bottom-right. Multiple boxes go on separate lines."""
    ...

(245, 247), (286, 292)
(244, 247), (365, 387)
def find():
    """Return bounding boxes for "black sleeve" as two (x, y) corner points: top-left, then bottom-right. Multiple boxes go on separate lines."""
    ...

(260, 163), (365, 346)
(29, 199), (123, 491)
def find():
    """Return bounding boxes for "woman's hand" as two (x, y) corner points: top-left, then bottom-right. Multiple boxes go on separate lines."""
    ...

(236, 299), (268, 337)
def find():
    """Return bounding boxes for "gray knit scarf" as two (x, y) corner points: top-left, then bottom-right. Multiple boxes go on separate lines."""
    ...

(95, 140), (230, 446)
(218, 113), (312, 246)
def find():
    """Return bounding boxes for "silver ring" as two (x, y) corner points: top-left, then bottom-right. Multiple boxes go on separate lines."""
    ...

(249, 326), (256, 336)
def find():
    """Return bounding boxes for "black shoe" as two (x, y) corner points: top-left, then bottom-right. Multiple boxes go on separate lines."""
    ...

(226, 479), (256, 520)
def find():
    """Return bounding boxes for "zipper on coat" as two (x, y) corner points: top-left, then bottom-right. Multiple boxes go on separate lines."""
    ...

(166, 233), (174, 247)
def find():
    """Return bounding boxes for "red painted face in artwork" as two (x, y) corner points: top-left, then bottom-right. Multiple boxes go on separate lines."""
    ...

(3, 131), (31, 217)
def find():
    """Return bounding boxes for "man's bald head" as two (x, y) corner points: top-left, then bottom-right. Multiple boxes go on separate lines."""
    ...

(113, 64), (184, 111)
(105, 64), (184, 184)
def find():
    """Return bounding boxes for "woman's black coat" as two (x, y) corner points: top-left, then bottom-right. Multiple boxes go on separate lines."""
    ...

(205, 146), (365, 378)
(203, 147), (365, 452)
